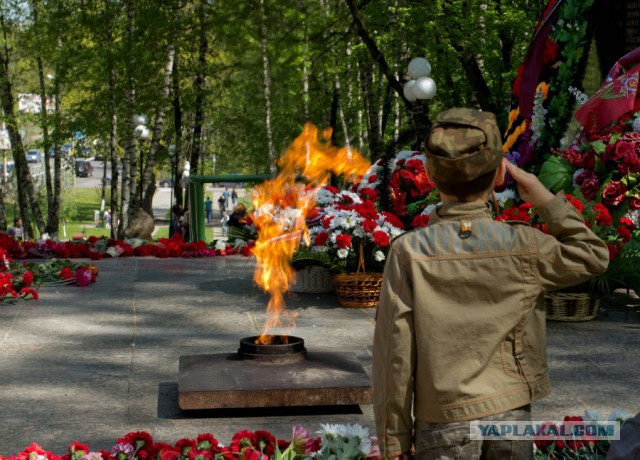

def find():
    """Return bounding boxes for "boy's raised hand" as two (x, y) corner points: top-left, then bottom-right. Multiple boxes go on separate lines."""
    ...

(504, 159), (555, 208)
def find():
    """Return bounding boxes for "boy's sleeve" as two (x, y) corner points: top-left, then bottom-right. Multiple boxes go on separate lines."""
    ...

(535, 193), (610, 290)
(373, 242), (416, 458)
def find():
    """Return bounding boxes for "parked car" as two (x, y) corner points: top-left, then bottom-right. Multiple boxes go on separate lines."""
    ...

(26, 149), (42, 163)
(94, 153), (105, 162)
(75, 159), (93, 177)
(0, 162), (15, 177)
(158, 178), (173, 188)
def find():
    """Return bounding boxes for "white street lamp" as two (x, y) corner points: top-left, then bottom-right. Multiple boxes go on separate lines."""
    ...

(404, 57), (437, 149)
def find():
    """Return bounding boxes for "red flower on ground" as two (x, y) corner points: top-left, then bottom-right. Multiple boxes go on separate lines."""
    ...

(22, 271), (34, 287)
(59, 267), (74, 280)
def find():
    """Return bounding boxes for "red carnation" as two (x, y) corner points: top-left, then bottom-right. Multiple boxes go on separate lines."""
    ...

(336, 234), (352, 249)
(362, 219), (377, 233)
(314, 232), (329, 246)
(607, 243), (619, 261)
(368, 174), (378, 183)
(618, 226), (632, 243)
(22, 271), (34, 287)
(620, 217), (634, 227)
(59, 267), (74, 280)
(372, 230), (390, 247)
(411, 214), (430, 228)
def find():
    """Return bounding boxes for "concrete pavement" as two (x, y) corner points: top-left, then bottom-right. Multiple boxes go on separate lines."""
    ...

(1, 257), (639, 454)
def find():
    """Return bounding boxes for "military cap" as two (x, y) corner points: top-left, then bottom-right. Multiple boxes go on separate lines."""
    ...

(425, 108), (503, 183)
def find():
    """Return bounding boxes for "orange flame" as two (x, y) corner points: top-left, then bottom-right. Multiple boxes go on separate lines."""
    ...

(251, 122), (370, 344)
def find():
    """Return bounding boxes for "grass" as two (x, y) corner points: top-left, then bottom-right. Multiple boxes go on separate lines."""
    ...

(8, 186), (230, 241)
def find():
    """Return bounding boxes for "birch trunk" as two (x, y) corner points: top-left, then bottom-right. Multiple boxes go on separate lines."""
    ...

(260, 0), (276, 171)
(0, 27), (45, 237)
(118, 0), (137, 237)
(141, 42), (175, 215)
(106, 1), (119, 240)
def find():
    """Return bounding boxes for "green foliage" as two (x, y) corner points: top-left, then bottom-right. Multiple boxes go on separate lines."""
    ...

(538, 156), (574, 193)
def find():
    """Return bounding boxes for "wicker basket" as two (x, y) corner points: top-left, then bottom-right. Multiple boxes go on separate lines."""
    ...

(291, 265), (334, 294)
(332, 246), (383, 308)
(544, 292), (601, 321)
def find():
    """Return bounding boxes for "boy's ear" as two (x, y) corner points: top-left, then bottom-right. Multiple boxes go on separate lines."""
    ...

(494, 160), (507, 186)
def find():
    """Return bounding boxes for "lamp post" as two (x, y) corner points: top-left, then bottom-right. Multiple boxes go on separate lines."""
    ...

(133, 114), (150, 205)
(403, 57), (437, 150)
(168, 144), (176, 209)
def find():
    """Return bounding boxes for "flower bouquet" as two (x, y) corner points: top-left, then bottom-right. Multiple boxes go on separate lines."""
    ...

(305, 188), (404, 308)
(534, 409), (632, 460)
(358, 151), (439, 230)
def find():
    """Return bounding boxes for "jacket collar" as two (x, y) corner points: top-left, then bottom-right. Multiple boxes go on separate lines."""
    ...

(430, 201), (493, 224)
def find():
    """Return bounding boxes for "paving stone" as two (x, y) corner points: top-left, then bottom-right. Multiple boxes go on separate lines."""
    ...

(1, 258), (639, 454)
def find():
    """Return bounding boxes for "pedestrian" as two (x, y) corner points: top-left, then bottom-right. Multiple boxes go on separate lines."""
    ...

(7, 218), (26, 241)
(223, 187), (231, 209)
(228, 203), (247, 230)
(218, 195), (225, 214)
(204, 196), (213, 224)
(103, 209), (111, 229)
(373, 108), (610, 460)
(220, 210), (230, 234)
(231, 186), (239, 207)
(169, 204), (183, 238)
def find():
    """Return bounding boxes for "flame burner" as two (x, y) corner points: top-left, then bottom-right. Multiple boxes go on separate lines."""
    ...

(238, 335), (307, 363)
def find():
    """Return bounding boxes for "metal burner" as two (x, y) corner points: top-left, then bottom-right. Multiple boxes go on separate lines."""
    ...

(238, 335), (307, 363)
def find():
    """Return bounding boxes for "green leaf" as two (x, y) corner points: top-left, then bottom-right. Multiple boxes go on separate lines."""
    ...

(538, 156), (574, 193)
(590, 140), (606, 155)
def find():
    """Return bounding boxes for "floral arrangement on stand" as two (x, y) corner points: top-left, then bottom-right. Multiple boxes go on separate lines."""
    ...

(503, 0), (595, 173)
(0, 424), (381, 460)
(305, 188), (404, 275)
(358, 151), (439, 230)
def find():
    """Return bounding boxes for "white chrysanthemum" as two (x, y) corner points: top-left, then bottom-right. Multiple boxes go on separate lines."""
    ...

(352, 227), (365, 238)
(374, 250), (385, 262)
(608, 409), (633, 422)
(214, 240), (227, 251)
(358, 164), (382, 191)
(343, 424), (372, 454)
(337, 248), (349, 259)
(318, 424), (343, 436)
(337, 191), (363, 204)
(106, 247), (120, 258)
(583, 409), (603, 421)
(316, 188), (336, 206)
(632, 116), (640, 133)
(494, 189), (516, 207)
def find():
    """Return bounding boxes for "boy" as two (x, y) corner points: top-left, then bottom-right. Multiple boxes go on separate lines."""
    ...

(373, 108), (609, 459)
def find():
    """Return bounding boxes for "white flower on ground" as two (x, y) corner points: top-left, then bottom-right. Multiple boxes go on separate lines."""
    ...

(81, 453), (104, 460)
(337, 248), (349, 259)
(214, 240), (227, 251)
(584, 409), (603, 421)
(374, 250), (385, 262)
(608, 409), (633, 422)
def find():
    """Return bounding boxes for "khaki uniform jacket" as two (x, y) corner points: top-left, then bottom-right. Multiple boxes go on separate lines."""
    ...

(373, 194), (609, 457)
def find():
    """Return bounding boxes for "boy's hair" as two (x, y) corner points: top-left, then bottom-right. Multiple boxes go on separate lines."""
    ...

(432, 169), (497, 202)
(425, 108), (503, 199)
